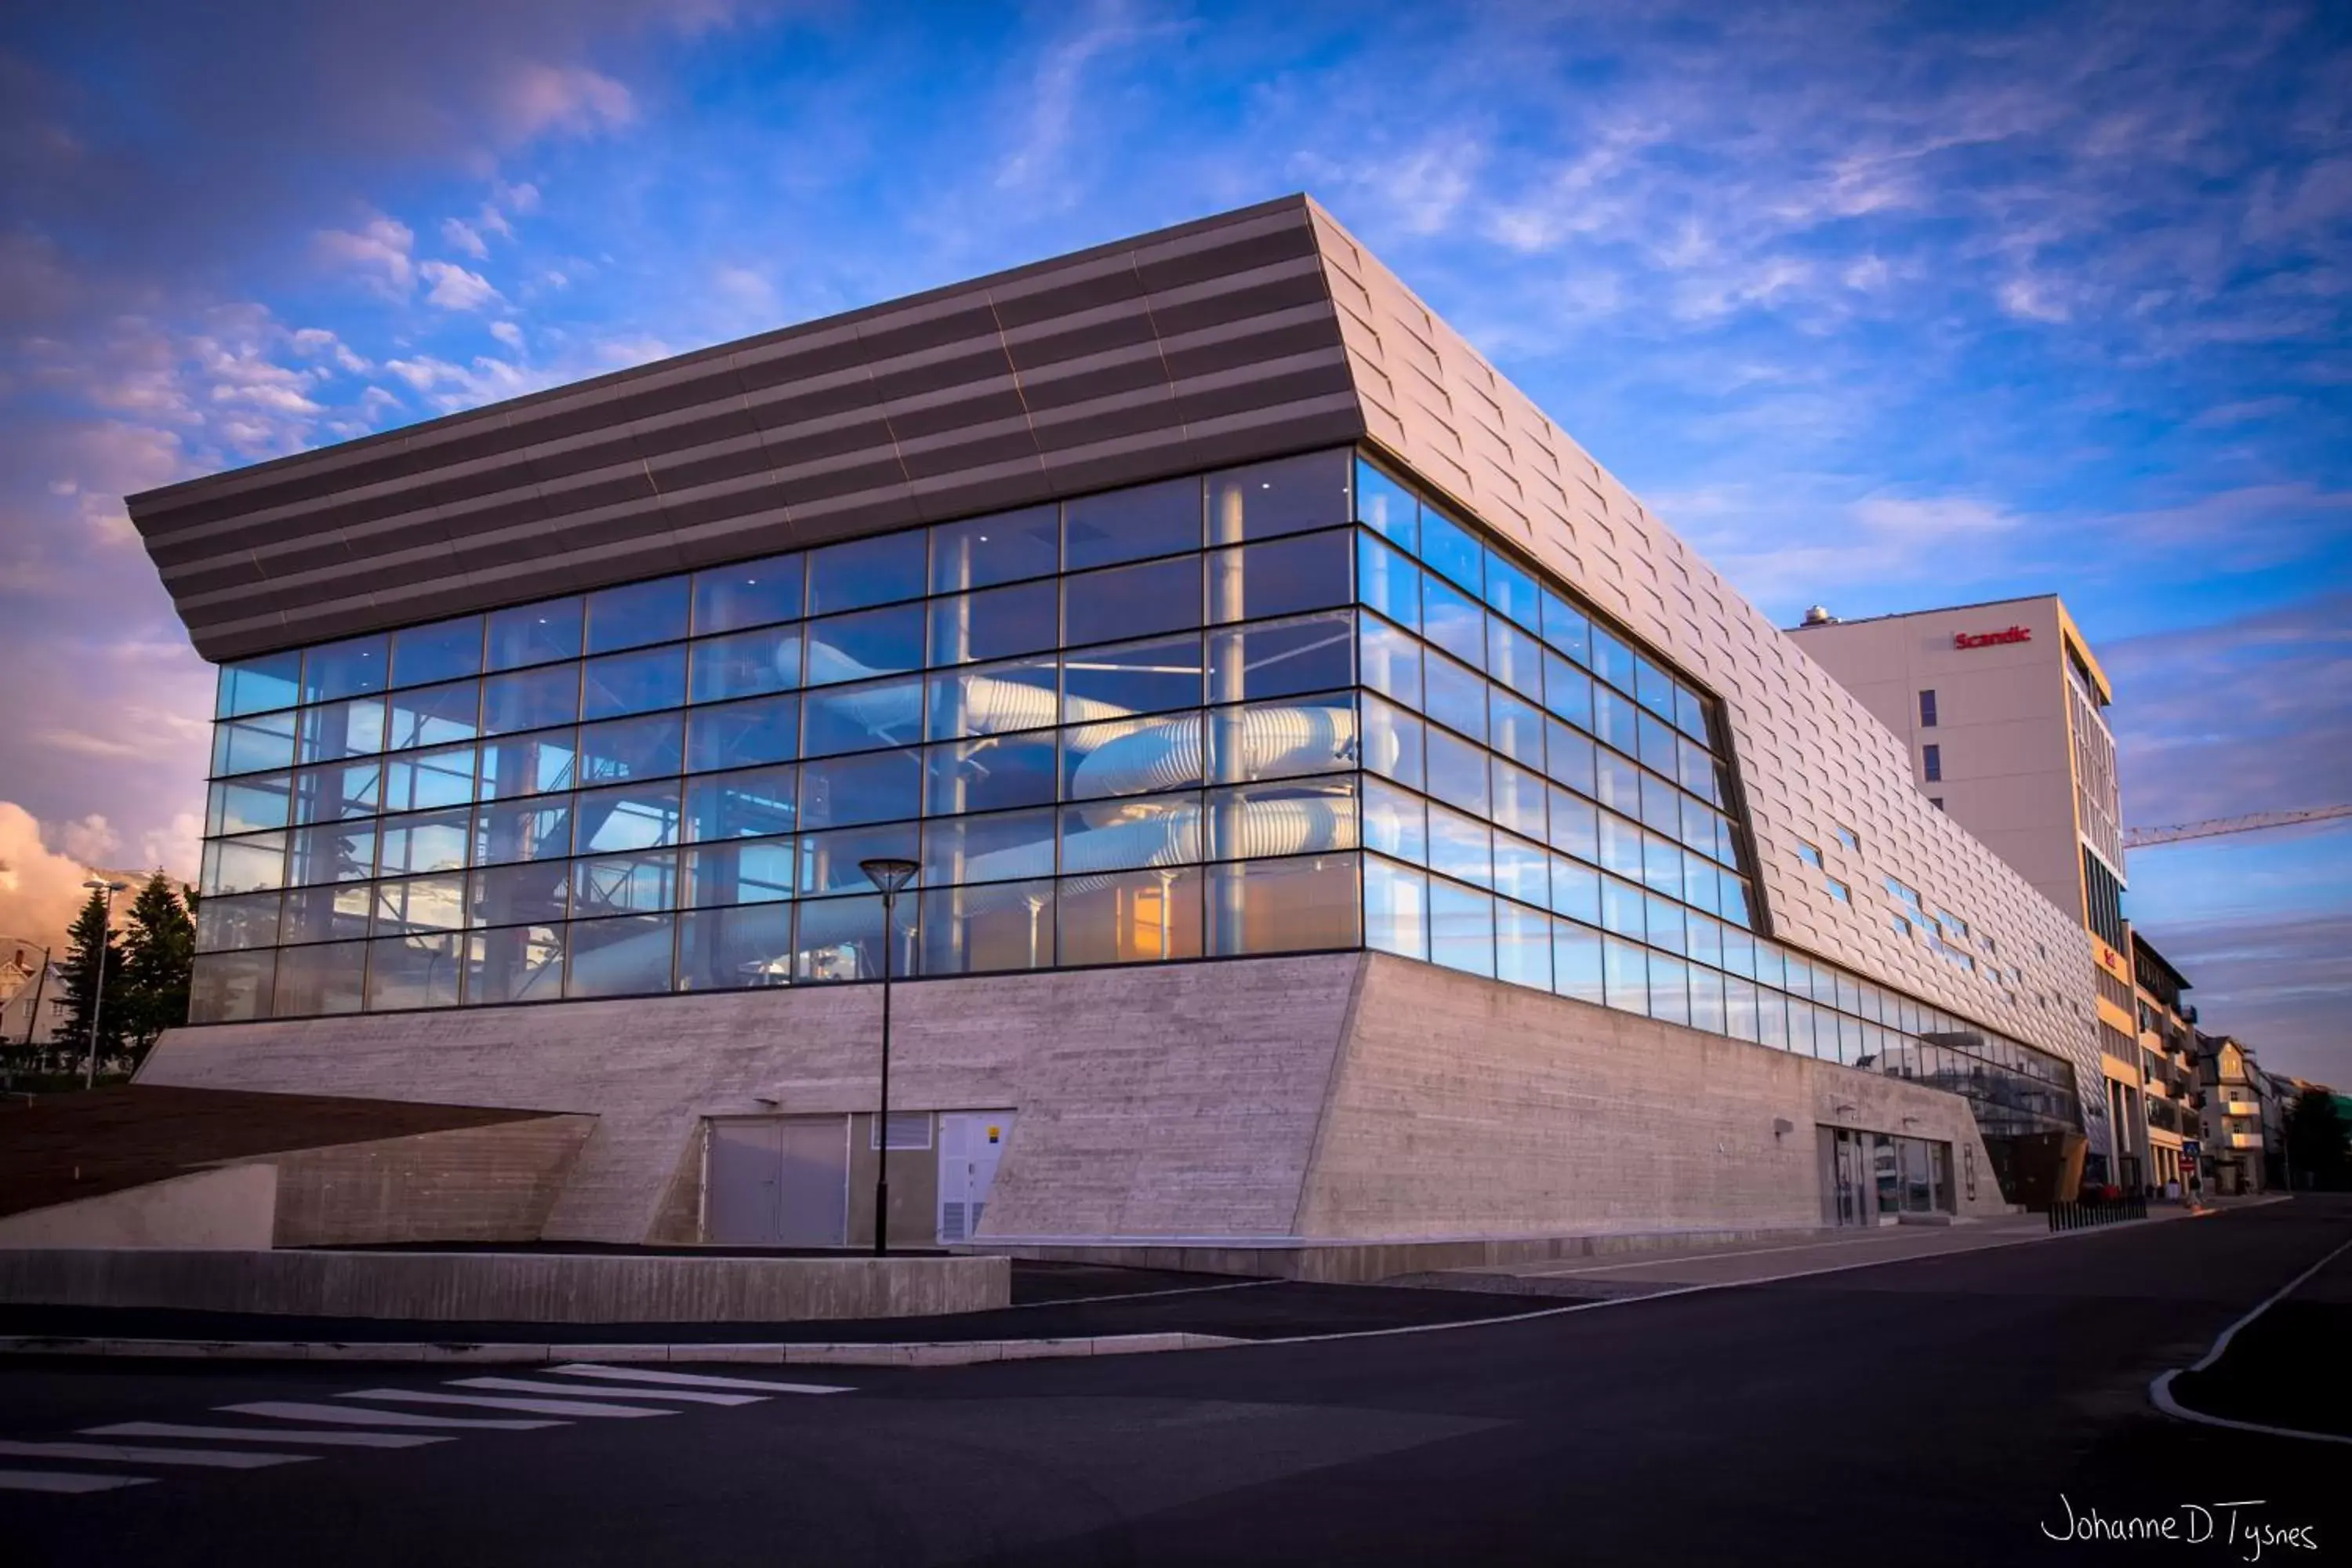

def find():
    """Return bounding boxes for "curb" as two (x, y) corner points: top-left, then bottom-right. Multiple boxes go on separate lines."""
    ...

(0, 1330), (1246, 1367)
(2147, 1226), (2352, 1448)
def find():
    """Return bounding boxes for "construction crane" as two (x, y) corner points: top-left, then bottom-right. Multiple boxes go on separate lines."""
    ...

(2122, 804), (2352, 849)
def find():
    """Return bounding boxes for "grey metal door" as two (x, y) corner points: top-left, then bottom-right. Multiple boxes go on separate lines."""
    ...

(778, 1116), (848, 1246)
(706, 1116), (849, 1246)
(706, 1119), (782, 1243)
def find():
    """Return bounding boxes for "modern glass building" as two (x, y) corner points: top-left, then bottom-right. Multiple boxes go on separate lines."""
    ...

(138, 196), (2103, 1247)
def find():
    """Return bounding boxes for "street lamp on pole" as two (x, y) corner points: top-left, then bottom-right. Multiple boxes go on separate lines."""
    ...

(859, 856), (918, 1257)
(80, 877), (127, 1091)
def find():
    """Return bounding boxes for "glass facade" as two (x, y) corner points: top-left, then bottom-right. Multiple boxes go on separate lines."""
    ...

(191, 445), (2076, 1149)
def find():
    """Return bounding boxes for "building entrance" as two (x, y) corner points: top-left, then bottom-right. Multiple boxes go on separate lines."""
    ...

(706, 1115), (849, 1245)
(1824, 1127), (1955, 1225)
(936, 1111), (1015, 1242)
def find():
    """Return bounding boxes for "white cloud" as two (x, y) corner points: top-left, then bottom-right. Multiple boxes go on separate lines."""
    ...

(488, 319), (524, 349)
(312, 213), (415, 298)
(441, 217), (489, 259)
(289, 326), (370, 373)
(419, 260), (502, 311)
(495, 63), (635, 141)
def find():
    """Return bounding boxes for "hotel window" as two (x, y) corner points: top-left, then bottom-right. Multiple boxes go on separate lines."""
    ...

(1922, 743), (1942, 782)
(1825, 877), (1850, 903)
(1918, 689), (1938, 728)
(1796, 840), (1823, 869)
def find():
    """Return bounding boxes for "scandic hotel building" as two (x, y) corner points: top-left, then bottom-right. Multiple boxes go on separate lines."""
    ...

(129, 197), (2111, 1254)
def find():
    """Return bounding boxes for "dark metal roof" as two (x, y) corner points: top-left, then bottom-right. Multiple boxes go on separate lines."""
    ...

(129, 194), (1362, 661)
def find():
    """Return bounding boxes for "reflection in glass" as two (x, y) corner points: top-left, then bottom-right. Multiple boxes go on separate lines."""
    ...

(676, 902), (795, 989)
(487, 598), (583, 671)
(390, 616), (484, 689)
(566, 913), (675, 998)
(687, 694), (799, 772)
(585, 576), (689, 655)
(1064, 475), (1200, 570)
(1207, 852), (1359, 956)
(693, 554), (803, 634)
(919, 880), (1056, 975)
(1430, 877), (1494, 977)
(931, 505), (1058, 592)
(1057, 865), (1203, 966)
(809, 531), (926, 615)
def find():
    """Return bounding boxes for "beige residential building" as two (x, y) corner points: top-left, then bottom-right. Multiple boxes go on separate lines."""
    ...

(2129, 931), (2199, 1195)
(1791, 595), (2141, 1185)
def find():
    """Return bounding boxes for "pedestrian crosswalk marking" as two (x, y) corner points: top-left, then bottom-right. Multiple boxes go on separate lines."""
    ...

(335, 1388), (673, 1419)
(0, 1469), (154, 1494)
(448, 1376), (766, 1406)
(547, 1363), (854, 1395)
(0, 1439), (311, 1470)
(87, 1422), (448, 1450)
(218, 1401), (561, 1431)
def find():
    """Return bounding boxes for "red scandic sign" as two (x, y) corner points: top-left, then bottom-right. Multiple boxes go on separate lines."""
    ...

(1954, 626), (2033, 650)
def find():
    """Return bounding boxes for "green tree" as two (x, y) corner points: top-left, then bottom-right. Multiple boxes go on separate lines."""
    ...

(2284, 1088), (2350, 1192)
(56, 884), (129, 1078)
(120, 869), (195, 1062)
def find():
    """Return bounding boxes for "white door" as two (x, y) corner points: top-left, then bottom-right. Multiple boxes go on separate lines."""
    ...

(705, 1116), (848, 1245)
(936, 1111), (1016, 1243)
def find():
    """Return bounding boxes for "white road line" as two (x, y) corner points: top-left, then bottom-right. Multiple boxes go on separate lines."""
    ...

(448, 1376), (766, 1406)
(0, 1440), (311, 1470)
(220, 1401), (561, 1431)
(336, 1388), (673, 1419)
(2149, 1230), (2352, 1447)
(88, 1423), (450, 1450)
(0, 1469), (154, 1494)
(547, 1364), (853, 1395)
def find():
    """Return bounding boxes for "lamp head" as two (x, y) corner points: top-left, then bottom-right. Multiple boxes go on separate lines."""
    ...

(859, 857), (919, 895)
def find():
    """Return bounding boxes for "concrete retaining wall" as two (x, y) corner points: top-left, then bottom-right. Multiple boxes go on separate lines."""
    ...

(254, 1116), (595, 1247)
(0, 1249), (1008, 1323)
(0, 1164), (278, 1250)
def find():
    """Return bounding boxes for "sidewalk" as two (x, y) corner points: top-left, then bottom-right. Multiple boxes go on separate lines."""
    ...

(1402, 1206), (2209, 1298)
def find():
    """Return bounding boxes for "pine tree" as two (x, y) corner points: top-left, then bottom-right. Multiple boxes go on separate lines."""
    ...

(121, 869), (196, 1062)
(57, 884), (129, 1080)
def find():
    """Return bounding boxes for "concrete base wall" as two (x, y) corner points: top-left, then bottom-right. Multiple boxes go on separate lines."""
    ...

(0, 1164), (280, 1250)
(140, 951), (2015, 1250)
(0, 1249), (1008, 1323)
(251, 1116), (597, 1247)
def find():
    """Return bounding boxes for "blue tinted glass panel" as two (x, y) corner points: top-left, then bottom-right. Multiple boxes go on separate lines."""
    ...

(927, 579), (1058, 666)
(486, 598), (583, 671)
(1544, 655), (1592, 730)
(675, 902), (795, 989)
(1545, 719), (1596, 797)
(1427, 803), (1492, 887)
(1600, 878), (1646, 941)
(1646, 895), (1686, 955)
(1491, 759), (1545, 839)
(1595, 687), (1640, 757)
(691, 626), (801, 703)
(1675, 684), (1711, 744)
(576, 712), (684, 785)
(466, 921), (566, 1004)
(477, 728), (577, 800)
(1548, 787), (1599, 862)
(574, 782), (682, 854)
(473, 798), (573, 867)
(219, 652), (302, 717)
(925, 731), (1058, 815)
(385, 681), (481, 750)
(1540, 593), (1590, 665)
(1595, 751), (1642, 817)
(930, 656), (1058, 740)
(1059, 792), (1200, 874)
(1634, 657), (1676, 720)
(1065, 713), (1203, 800)
(1419, 508), (1483, 594)
(1064, 475), (1201, 570)
(572, 852), (681, 917)
(1497, 900), (1551, 990)
(684, 838), (798, 909)
(918, 880), (1058, 975)
(931, 505), (1058, 592)
(805, 603), (924, 686)
(797, 823), (920, 896)
(292, 761), (379, 823)
(390, 616), (483, 688)
(482, 667), (578, 738)
(1493, 831), (1548, 909)
(565, 913), (674, 998)
(1554, 919), (1606, 1004)
(377, 809), (470, 877)
(688, 695), (800, 772)
(1639, 712), (1679, 775)
(297, 698), (387, 763)
(582, 645), (686, 720)
(799, 748), (920, 829)
(1354, 458), (1418, 554)
(1490, 691), (1544, 768)
(1364, 856), (1428, 959)
(1422, 654), (1486, 742)
(303, 635), (389, 702)
(1204, 851), (1358, 956)
(808, 532), (925, 615)
(1207, 452), (1350, 543)
(1063, 635), (1200, 722)
(1550, 855), (1601, 924)
(1207, 776), (1358, 860)
(924, 807), (1057, 885)
(1360, 695), (1425, 791)
(208, 774), (292, 837)
(1487, 617), (1541, 700)
(1358, 615), (1421, 710)
(201, 833), (286, 896)
(1591, 626), (1635, 695)
(1430, 878), (1494, 976)
(1208, 612), (1352, 702)
(1483, 550), (1538, 629)
(384, 746), (476, 813)
(1421, 576), (1486, 670)
(803, 675), (923, 757)
(684, 766), (798, 840)
(285, 822), (376, 887)
(1362, 779), (1427, 865)
(693, 554), (803, 633)
(1356, 532), (1421, 631)
(585, 576), (690, 655)
(1065, 556), (1202, 648)
(1210, 530), (1350, 623)
(1603, 936), (1649, 1013)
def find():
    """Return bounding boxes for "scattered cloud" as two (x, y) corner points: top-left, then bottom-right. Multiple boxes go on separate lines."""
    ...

(313, 214), (416, 299)
(419, 260), (502, 310)
(441, 217), (490, 260)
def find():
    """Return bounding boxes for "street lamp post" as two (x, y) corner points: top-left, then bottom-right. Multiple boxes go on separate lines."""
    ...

(859, 857), (918, 1257)
(81, 878), (127, 1090)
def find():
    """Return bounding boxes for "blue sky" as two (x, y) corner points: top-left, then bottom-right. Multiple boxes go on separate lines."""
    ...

(1, 0), (2346, 1077)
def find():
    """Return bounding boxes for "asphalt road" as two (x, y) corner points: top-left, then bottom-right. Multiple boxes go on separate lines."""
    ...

(3, 1199), (2347, 1568)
